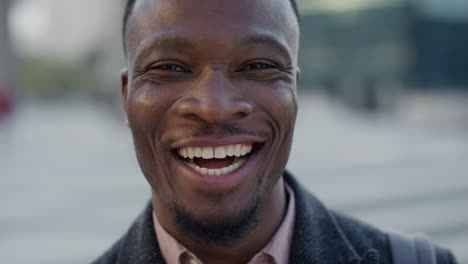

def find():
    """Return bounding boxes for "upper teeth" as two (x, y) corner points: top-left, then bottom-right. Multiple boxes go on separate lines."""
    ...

(178, 144), (253, 159)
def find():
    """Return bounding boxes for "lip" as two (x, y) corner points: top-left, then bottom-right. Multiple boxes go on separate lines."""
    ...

(171, 139), (263, 192)
(170, 135), (265, 149)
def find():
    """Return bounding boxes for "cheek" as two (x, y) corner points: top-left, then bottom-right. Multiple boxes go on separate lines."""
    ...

(254, 83), (297, 180)
(127, 85), (173, 133)
(274, 86), (298, 162)
(259, 82), (298, 134)
(125, 85), (178, 192)
(275, 87), (298, 127)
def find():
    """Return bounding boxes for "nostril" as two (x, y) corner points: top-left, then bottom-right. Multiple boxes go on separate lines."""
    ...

(183, 113), (199, 120)
(233, 112), (248, 119)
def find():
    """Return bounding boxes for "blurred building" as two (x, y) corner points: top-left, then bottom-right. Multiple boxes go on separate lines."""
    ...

(412, 0), (468, 88)
(297, 0), (468, 96)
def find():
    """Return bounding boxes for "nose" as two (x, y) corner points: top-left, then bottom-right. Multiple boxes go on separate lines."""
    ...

(175, 69), (253, 124)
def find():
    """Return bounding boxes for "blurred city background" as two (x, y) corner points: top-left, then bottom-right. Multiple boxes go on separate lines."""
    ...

(0, 0), (467, 263)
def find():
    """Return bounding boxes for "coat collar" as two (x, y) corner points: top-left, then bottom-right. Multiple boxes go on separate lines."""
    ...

(114, 171), (379, 264)
(284, 171), (379, 264)
(115, 202), (164, 264)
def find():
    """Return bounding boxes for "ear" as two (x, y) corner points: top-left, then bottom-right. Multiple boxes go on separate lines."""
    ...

(121, 68), (129, 111)
(121, 68), (129, 125)
(296, 67), (301, 81)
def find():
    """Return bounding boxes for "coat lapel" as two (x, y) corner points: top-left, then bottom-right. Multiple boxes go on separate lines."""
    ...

(284, 171), (379, 264)
(116, 202), (166, 264)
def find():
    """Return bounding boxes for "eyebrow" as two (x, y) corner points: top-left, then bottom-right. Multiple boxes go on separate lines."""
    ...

(133, 34), (196, 66)
(133, 33), (291, 66)
(238, 35), (291, 58)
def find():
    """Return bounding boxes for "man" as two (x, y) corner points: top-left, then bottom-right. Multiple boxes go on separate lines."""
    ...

(93, 0), (458, 263)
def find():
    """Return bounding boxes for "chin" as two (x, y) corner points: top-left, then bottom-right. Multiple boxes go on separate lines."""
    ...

(186, 186), (259, 219)
(171, 194), (262, 245)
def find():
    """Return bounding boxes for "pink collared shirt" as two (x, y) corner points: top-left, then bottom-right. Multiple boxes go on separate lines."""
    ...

(153, 184), (296, 264)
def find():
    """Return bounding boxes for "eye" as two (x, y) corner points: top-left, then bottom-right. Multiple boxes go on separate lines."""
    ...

(153, 64), (189, 72)
(242, 62), (276, 71)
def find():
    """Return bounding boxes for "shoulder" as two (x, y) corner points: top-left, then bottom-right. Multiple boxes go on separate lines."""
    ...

(330, 210), (394, 264)
(434, 244), (459, 264)
(285, 171), (393, 261)
(331, 211), (459, 264)
(90, 202), (164, 264)
(285, 171), (458, 264)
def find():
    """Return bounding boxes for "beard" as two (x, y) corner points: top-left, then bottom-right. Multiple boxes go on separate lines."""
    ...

(170, 195), (262, 246)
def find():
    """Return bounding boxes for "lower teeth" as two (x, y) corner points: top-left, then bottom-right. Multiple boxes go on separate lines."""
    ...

(186, 157), (246, 176)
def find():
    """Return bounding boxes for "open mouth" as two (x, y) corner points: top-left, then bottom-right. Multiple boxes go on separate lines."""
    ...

(175, 143), (261, 176)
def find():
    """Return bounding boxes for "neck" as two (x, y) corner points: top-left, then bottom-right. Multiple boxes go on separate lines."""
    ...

(153, 178), (287, 264)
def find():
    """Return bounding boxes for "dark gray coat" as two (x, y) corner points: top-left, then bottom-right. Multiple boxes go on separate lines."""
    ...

(92, 172), (458, 264)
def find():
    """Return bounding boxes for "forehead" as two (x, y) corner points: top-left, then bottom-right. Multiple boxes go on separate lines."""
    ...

(125, 0), (299, 60)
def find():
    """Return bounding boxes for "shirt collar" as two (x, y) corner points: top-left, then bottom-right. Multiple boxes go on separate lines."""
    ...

(153, 211), (203, 264)
(250, 183), (295, 264)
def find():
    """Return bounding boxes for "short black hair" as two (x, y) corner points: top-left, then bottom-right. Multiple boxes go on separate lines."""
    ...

(122, 0), (300, 49)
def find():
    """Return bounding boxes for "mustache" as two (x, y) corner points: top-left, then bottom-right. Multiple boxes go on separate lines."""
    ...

(169, 123), (269, 143)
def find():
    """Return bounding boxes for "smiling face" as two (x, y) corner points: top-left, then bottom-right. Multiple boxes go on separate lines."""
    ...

(122, 0), (300, 243)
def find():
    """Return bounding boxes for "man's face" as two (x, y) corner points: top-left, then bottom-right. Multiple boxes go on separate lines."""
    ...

(123, 0), (299, 239)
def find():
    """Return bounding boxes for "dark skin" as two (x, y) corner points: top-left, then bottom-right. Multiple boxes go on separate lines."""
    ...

(121, 0), (300, 263)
